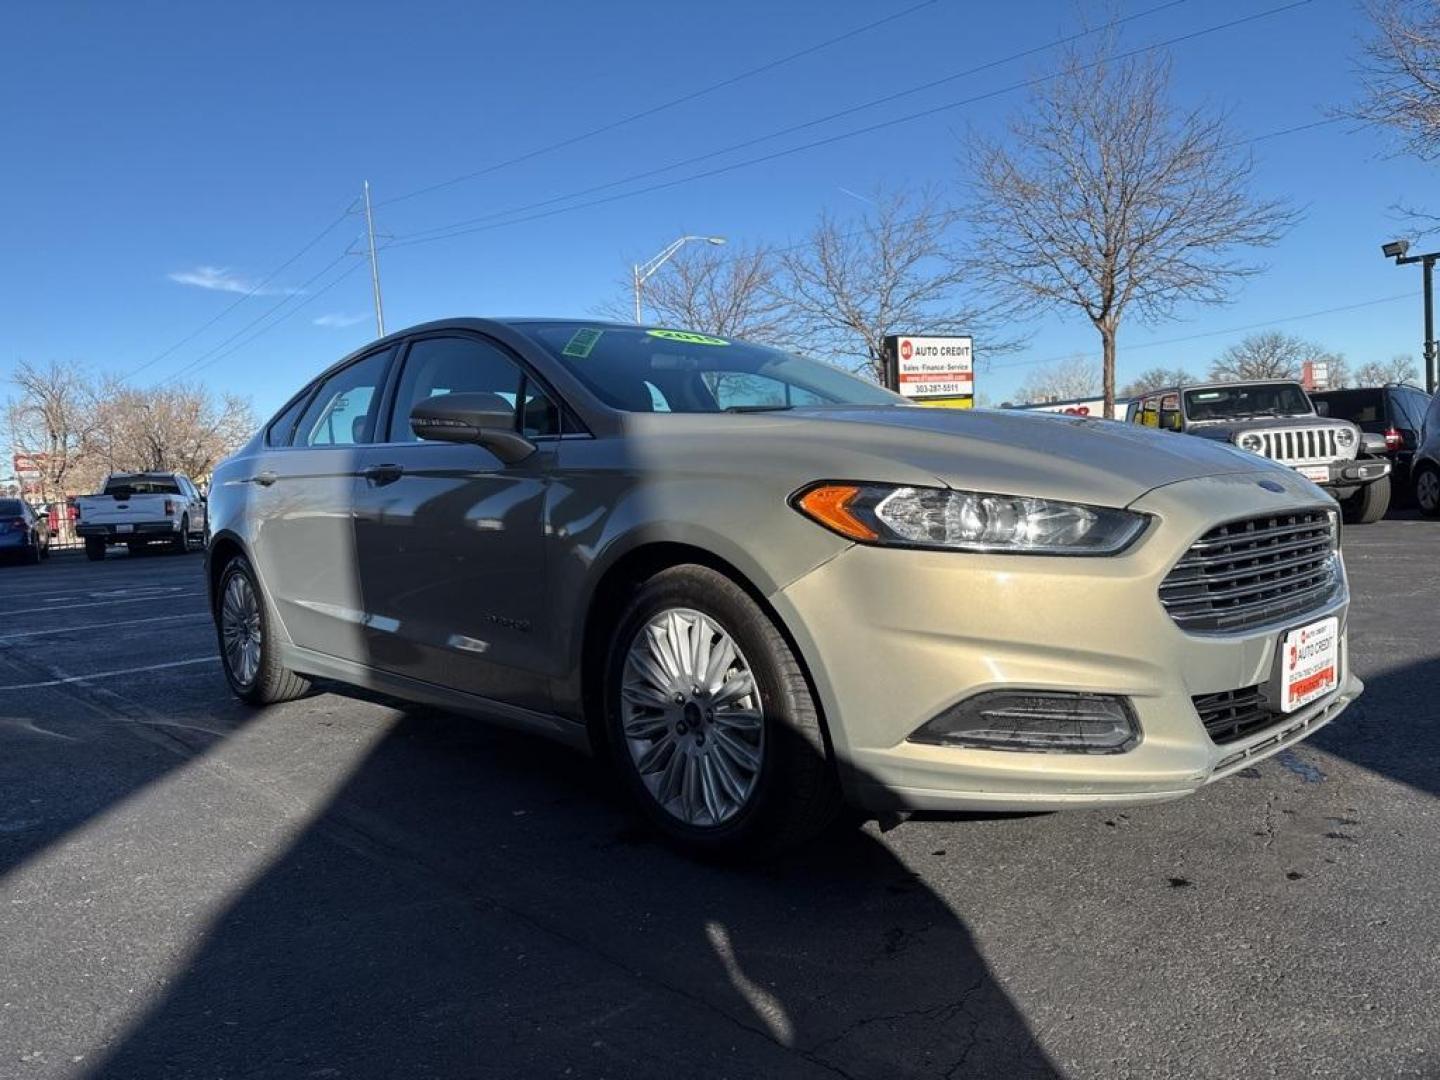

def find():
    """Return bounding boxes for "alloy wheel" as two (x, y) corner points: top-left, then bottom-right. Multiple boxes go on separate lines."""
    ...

(1419, 469), (1440, 513)
(620, 607), (765, 828)
(220, 571), (263, 688)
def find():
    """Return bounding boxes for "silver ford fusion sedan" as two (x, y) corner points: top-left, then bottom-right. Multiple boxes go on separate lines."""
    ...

(207, 318), (1361, 853)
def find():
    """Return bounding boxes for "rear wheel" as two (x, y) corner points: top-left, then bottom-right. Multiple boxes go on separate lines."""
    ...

(1416, 464), (1440, 517)
(216, 554), (311, 705)
(22, 535), (40, 564)
(1342, 474), (1390, 524)
(602, 564), (841, 856)
(84, 538), (106, 561)
(172, 516), (191, 553)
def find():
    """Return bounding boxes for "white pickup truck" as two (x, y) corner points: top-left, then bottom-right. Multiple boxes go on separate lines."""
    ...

(75, 472), (207, 560)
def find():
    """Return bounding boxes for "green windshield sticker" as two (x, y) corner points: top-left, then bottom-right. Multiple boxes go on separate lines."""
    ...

(562, 327), (604, 358)
(646, 329), (730, 346)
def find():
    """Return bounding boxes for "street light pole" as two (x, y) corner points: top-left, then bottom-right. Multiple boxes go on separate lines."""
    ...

(632, 234), (726, 323)
(1381, 239), (1439, 393)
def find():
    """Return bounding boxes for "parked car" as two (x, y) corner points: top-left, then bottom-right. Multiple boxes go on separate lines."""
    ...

(207, 319), (1362, 853)
(1310, 383), (1431, 501)
(1129, 380), (1392, 523)
(1410, 388), (1440, 516)
(0, 498), (51, 564)
(75, 472), (207, 560)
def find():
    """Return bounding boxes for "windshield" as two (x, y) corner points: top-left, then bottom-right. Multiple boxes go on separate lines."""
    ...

(520, 324), (902, 413)
(1183, 383), (1313, 421)
(104, 475), (180, 496)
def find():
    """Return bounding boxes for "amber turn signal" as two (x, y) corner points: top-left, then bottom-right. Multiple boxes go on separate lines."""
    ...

(794, 484), (878, 541)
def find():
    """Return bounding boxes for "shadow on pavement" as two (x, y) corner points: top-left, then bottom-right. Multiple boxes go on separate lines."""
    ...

(82, 706), (1056, 1079)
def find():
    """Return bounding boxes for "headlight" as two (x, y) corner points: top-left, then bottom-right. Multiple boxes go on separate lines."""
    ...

(792, 483), (1147, 555)
(1236, 432), (1265, 453)
(1335, 426), (1356, 449)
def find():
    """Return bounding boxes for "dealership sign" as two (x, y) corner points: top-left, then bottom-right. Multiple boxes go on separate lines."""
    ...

(882, 334), (973, 405)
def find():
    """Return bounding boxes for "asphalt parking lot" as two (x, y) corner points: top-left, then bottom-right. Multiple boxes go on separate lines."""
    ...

(1, 519), (1437, 1080)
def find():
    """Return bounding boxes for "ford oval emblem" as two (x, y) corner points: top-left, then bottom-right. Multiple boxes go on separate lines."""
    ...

(1257, 479), (1285, 492)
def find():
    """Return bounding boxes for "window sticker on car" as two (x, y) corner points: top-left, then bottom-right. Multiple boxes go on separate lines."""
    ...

(646, 329), (730, 346)
(562, 328), (604, 358)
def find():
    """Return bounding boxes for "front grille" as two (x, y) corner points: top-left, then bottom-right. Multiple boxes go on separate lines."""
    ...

(1254, 427), (1345, 464)
(1192, 685), (1276, 744)
(1159, 510), (1339, 632)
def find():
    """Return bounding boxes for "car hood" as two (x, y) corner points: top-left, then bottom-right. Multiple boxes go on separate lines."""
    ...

(1186, 415), (1351, 435)
(626, 405), (1280, 509)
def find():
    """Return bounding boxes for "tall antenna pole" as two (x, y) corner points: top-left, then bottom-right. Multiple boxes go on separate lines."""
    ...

(363, 180), (386, 337)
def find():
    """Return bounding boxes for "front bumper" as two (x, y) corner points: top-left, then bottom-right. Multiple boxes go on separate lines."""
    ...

(1310, 458), (1390, 490)
(771, 470), (1359, 814)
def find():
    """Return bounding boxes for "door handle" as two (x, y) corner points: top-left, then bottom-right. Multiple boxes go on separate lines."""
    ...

(253, 470), (278, 487)
(361, 463), (404, 485)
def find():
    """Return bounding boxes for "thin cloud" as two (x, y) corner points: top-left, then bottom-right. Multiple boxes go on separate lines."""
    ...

(167, 265), (301, 296)
(313, 312), (369, 328)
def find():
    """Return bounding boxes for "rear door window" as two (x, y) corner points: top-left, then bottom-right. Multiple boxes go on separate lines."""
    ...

(296, 348), (394, 447)
(266, 389), (313, 447)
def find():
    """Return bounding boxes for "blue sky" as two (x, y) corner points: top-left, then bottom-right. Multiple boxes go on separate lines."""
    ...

(1, 0), (1434, 420)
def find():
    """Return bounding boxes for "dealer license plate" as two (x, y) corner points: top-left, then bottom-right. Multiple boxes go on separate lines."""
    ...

(1297, 465), (1329, 483)
(1278, 616), (1340, 713)
(115, 524), (133, 534)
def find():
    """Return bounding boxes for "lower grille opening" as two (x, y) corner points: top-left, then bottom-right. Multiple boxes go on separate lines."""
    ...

(1192, 685), (1283, 745)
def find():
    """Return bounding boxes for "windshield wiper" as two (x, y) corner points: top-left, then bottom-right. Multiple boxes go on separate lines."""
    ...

(723, 404), (794, 413)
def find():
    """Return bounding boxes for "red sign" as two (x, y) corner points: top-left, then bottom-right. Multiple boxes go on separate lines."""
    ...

(900, 339), (913, 361)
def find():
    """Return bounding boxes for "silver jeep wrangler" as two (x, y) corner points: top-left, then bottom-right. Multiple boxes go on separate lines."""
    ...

(1129, 379), (1393, 523)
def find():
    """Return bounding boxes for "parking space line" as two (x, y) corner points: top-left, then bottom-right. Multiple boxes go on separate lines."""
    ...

(0, 656), (219, 690)
(0, 612), (211, 644)
(3, 592), (206, 616)
(0, 583), (187, 603)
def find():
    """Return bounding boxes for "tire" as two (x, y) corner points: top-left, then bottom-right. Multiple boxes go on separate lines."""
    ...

(1416, 464), (1440, 518)
(215, 554), (311, 705)
(601, 564), (841, 856)
(22, 536), (40, 565)
(84, 538), (106, 561)
(1342, 473), (1391, 524)
(172, 516), (190, 553)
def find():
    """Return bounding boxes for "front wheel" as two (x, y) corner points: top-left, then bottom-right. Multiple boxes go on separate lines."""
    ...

(602, 564), (841, 856)
(216, 555), (311, 705)
(1416, 464), (1440, 517)
(1342, 474), (1390, 524)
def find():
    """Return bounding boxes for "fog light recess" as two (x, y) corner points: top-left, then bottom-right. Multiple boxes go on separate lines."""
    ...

(909, 692), (1139, 754)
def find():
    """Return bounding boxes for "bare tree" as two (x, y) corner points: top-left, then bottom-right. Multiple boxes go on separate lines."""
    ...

(3, 360), (97, 503)
(1121, 366), (1198, 396)
(965, 38), (1297, 417)
(1208, 331), (1313, 382)
(1015, 355), (1101, 403)
(90, 380), (256, 482)
(779, 188), (999, 383)
(623, 243), (793, 343)
(1351, 1), (1440, 163)
(1356, 354), (1422, 384)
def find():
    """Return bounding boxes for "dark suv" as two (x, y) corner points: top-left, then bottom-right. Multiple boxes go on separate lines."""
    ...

(1310, 384), (1432, 503)
(1409, 389), (1440, 516)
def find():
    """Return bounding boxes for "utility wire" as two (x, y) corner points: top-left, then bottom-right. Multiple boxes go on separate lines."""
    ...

(374, 0), (940, 210)
(397, 0), (1190, 244)
(117, 207), (353, 384)
(988, 292), (1419, 374)
(159, 248), (355, 384)
(388, 0), (1318, 251)
(160, 260), (367, 385)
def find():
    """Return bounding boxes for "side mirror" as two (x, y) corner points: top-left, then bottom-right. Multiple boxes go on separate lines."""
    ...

(1314, 401), (1329, 416)
(409, 392), (535, 464)
(1360, 431), (1388, 457)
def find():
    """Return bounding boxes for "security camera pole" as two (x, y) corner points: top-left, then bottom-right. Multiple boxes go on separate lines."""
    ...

(1382, 238), (1439, 393)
